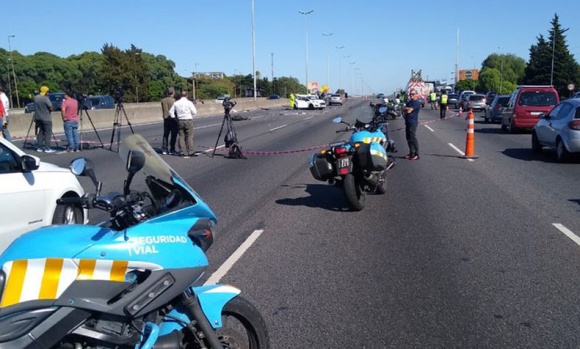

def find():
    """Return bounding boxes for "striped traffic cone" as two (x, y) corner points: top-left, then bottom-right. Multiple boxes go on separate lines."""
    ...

(461, 109), (478, 159)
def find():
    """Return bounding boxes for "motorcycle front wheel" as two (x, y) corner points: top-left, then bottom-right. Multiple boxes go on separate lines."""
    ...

(343, 173), (366, 211)
(183, 296), (269, 349)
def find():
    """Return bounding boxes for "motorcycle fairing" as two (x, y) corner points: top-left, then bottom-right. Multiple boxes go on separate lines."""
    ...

(158, 284), (241, 334)
(350, 129), (387, 145)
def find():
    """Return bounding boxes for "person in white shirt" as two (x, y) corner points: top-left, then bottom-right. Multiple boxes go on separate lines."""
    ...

(168, 89), (197, 157)
(0, 87), (11, 141)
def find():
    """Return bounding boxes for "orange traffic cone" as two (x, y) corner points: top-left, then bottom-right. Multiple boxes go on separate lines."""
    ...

(462, 109), (478, 159)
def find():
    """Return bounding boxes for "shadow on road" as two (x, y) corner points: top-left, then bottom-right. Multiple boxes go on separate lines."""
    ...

(276, 183), (355, 212)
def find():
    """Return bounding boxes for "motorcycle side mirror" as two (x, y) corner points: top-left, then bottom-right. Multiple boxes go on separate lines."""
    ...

(369, 102), (375, 107)
(378, 106), (387, 113)
(332, 117), (342, 124)
(124, 150), (146, 195)
(70, 157), (102, 195)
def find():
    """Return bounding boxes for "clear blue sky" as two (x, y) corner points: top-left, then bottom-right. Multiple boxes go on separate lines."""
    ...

(3, 0), (580, 95)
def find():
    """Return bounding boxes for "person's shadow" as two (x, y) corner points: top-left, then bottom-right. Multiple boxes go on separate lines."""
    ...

(276, 183), (354, 211)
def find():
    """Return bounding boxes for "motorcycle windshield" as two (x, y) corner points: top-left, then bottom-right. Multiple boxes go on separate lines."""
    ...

(118, 134), (215, 221)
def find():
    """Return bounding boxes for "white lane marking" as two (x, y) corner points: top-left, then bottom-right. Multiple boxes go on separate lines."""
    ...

(203, 145), (225, 154)
(448, 142), (475, 162)
(304, 115), (314, 120)
(553, 223), (580, 247)
(204, 229), (264, 285)
(424, 125), (435, 132)
(270, 125), (287, 132)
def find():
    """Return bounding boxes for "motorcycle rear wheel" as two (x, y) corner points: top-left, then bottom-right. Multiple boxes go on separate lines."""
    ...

(375, 170), (387, 195)
(343, 173), (366, 211)
(184, 296), (270, 349)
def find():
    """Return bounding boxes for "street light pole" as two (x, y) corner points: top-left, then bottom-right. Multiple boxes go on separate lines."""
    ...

(7, 35), (20, 108)
(193, 62), (199, 100)
(322, 32), (333, 88)
(252, 0), (257, 100)
(336, 46), (344, 91)
(299, 9), (313, 94)
(498, 46), (503, 94)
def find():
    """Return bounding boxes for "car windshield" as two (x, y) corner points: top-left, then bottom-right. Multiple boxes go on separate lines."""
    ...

(518, 92), (557, 106)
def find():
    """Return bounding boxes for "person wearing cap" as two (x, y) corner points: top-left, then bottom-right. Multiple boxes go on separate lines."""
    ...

(34, 86), (55, 153)
(402, 88), (422, 160)
(161, 87), (178, 155)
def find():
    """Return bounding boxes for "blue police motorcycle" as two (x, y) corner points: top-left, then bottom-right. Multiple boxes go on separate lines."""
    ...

(308, 107), (395, 211)
(0, 134), (269, 349)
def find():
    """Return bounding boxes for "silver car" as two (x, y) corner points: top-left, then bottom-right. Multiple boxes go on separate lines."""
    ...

(532, 98), (580, 162)
(466, 94), (487, 111)
(329, 94), (343, 106)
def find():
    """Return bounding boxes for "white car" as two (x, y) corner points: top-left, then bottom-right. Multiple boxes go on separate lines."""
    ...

(0, 137), (87, 253)
(294, 94), (326, 110)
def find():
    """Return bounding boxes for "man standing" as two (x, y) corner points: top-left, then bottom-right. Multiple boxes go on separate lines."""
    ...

(403, 88), (422, 160)
(429, 91), (437, 110)
(0, 87), (11, 141)
(169, 89), (197, 158)
(61, 90), (79, 152)
(439, 90), (448, 119)
(34, 86), (55, 153)
(161, 87), (178, 155)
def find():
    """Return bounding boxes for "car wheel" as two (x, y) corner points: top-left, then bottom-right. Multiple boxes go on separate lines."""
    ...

(531, 132), (542, 154)
(501, 119), (508, 132)
(556, 138), (570, 162)
(309, 104), (314, 110)
(508, 118), (516, 134)
(484, 112), (490, 123)
(52, 202), (83, 225)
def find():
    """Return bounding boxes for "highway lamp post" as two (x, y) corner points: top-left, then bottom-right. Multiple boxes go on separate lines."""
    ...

(252, 0), (257, 100)
(354, 68), (360, 96)
(299, 10), (314, 94)
(193, 62), (199, 100)
(498, 46), (504, 94)
(342, 55), (350, 93)
(335, 46), (344, 91)
(134, 52), (140, 103)
(322, 32), (333, 88)
(348, 61), (356, 94)
(7, 35), (20, 108)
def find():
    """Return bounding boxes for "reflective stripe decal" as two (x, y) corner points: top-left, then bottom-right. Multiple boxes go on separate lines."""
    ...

(2, 260), (27, 307)
(0, 258), (132, 308)
(39, 258), (63, 300)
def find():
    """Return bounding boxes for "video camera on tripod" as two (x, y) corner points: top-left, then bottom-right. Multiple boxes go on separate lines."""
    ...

(222, 97), (236, 114)
(212, 97), (245, 159)
(113, 87), (125, 105)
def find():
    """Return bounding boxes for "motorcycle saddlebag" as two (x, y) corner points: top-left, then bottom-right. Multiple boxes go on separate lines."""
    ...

(357, 142), (388, 171)
(308, 152), (333, 181)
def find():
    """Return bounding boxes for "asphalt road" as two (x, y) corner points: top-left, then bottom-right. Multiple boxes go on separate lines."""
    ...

(15, 99), (580, 348)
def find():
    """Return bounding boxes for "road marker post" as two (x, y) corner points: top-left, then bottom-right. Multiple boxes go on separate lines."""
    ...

(461, 108), (478, 159)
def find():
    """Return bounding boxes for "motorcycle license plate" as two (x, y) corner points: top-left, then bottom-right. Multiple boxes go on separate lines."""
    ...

(337, 157), (350, 172)
(329, 141), (346, 148)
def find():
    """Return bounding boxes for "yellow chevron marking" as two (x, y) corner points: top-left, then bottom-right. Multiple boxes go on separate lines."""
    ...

(39, 258), (64, 300)
(110, 260), (129, 282)
(77, 259), (97, 280)
(1, 260), (28, 307)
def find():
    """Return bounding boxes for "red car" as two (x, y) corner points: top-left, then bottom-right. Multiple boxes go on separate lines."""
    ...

(501, 85), (559, 133)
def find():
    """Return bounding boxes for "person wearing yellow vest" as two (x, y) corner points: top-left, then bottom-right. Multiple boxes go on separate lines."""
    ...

(289, 93), (295, 110)
(429, 91), (437, 110)
(439, 90), (448, 119)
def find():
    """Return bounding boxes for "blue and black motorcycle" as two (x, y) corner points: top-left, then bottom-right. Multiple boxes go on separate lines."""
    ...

(0, 134), (269, 349)
(308, 107), (396, 211)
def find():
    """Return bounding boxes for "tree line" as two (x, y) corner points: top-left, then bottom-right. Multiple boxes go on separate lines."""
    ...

(0, 43), (307, 108)
(454, 14), (580, 99)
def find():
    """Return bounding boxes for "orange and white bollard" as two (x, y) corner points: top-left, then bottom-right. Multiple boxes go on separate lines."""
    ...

(462, 109), (478, 159)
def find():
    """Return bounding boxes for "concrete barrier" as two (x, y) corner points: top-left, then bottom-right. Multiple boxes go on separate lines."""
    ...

(7, 97), (289, 140)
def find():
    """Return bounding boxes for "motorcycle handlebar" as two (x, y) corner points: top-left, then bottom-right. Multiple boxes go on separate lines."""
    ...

(56, 197), (86, 206)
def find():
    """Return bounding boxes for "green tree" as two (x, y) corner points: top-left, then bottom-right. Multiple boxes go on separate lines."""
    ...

(455, 79), (478, 91)
(479, 53), (526, 94)
(523, 13), (580, 97)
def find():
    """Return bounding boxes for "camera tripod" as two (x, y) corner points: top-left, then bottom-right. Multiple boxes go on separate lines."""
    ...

(23, 117), (60, 150)
(109, 101), (134, 152)
(78, 104), (104, 150)
(212, 102), (245, 159)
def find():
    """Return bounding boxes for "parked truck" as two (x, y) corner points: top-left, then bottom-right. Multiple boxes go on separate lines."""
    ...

(406, 69), (428, 107)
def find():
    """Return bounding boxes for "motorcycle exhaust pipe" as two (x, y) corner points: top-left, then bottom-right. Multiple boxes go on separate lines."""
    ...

(364, 174), (379, 187)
